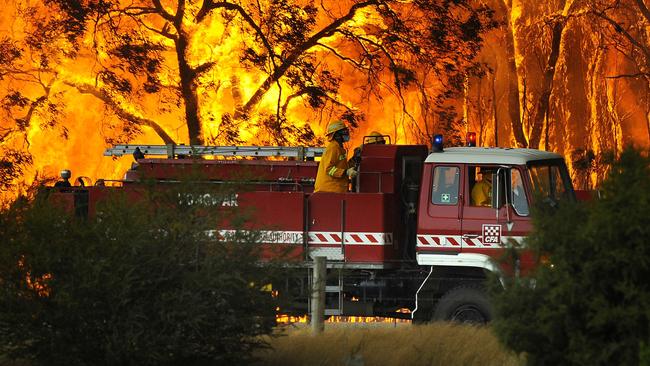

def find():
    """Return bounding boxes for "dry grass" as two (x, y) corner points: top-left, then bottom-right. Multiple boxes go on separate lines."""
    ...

(255, 322), (523, 366)
(0, 323), (522, 366)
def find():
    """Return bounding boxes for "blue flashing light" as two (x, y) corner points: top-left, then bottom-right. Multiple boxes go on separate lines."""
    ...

(432, 134), (444, 152)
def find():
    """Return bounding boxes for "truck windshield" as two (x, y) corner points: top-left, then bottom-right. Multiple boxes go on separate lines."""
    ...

(527, 160), (574, 205)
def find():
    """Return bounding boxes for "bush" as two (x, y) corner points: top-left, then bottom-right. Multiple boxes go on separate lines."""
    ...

(0, 181), (280, 365)
(491, 147), (650, 365)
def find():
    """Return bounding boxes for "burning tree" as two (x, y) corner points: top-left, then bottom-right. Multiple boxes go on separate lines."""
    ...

(0, 0), (495, 191)
(451, 0), (650, 189)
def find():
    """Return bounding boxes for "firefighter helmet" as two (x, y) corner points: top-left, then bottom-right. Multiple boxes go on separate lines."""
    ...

(326, 120), (347, 136)
(366, 131), (386, 144)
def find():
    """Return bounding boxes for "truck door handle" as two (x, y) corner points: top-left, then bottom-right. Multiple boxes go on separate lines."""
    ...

(462, 234), (479, 239)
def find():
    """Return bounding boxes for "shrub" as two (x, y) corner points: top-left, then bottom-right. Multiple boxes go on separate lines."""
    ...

(491, 147), (650, 365)
(0, 181), (279, 365)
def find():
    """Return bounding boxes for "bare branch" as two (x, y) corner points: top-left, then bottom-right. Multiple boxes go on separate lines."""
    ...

(237, 0), (379, 118)
(18, 83), (54, 129)
(151, 0), (175, 22)
(592, 8), (650, 67)
(605, 72), (650, 79)
(0, 124), (22, 144)
(634, 0), (650, 24)
(0, 76), (56, 145)
(281, 88), (351, 116)
(0, 68), (55, 83)
(353, 34), (413, 116)
(121, 13), (177, 40)
(193, 61), (216, 76)
(65, 81), (176, 145)
(196, 1), (277, 69)
(121, 6), (159, 16)
(141, 22), (177, 40)
(315, 42), (369, 70)
(174, 0), (186, 28)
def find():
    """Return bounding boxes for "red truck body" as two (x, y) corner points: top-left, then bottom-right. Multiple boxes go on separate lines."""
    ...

(51, 142), (575, 322)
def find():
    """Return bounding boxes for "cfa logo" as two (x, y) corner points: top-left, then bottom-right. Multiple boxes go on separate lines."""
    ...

(482, 224), (501, 245)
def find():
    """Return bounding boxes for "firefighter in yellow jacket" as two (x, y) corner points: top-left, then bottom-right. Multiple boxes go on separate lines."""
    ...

(314, 120), (357, 193)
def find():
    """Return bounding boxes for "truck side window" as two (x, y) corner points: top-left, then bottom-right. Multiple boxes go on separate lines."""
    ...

(510, 169), (529, 216)
(470, 166), (494, 207)
(432, 166), (459, 205)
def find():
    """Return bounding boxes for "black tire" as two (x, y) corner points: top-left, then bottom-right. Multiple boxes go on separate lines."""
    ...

(432, 285), (492, 324)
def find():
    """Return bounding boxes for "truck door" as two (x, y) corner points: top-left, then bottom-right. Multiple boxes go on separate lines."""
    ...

(461, 164), (500, 252)
(505, 167), (534, 270)
(461, 165), (531, 254)
(416, 164), (463, 254)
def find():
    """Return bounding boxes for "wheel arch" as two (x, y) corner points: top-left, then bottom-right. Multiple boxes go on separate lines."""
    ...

(416, 252), (500, 274)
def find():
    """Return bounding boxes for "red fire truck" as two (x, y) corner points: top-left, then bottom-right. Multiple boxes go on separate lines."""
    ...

(51, 136), (575, 323)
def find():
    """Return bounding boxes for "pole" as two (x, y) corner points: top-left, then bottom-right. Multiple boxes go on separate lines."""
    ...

(311, 256), (326, 334)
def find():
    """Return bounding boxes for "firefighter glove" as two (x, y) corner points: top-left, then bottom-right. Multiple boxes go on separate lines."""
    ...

(346, 168), (358, 178)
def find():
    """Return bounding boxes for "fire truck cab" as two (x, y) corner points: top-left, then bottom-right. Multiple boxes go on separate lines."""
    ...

(408, 146), (574, 321)
(52, 140), (575, 323)
(417, 147), (573, 272)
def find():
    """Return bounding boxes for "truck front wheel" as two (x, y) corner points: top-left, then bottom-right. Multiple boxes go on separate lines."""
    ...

(432, 285), (492, 324)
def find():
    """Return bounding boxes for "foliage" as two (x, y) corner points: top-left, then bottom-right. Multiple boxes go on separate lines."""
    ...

(570, 148), (616, 191)
(0, 148), (33, 192)
(491, 146), (650, 365)
(0, 181), (280, 366)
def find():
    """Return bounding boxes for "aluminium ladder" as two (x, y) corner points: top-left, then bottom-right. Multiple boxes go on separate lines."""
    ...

(104, 144), (325, 161)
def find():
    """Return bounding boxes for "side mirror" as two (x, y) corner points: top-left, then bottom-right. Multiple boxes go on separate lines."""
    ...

(491, 172), (504, 209)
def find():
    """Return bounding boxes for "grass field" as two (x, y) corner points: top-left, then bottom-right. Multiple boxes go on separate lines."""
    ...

(256, 322), (523, 366)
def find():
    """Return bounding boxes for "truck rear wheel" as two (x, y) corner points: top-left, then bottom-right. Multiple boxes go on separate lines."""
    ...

(432, 285), (492, 324)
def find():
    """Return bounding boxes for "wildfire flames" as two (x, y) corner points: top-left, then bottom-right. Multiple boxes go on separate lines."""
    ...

(2, 0), (650, 198)
(275, 314), (410, 324)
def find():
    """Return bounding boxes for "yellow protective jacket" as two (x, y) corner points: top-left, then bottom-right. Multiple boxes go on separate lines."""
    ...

(314, 140), (349, 193)
(471, 180), (492, 206)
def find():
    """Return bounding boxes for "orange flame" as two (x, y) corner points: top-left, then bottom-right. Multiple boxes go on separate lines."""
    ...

(0, 0), (451, 198)
(4, 0), (649, 199)
(18, 257), (51, 297)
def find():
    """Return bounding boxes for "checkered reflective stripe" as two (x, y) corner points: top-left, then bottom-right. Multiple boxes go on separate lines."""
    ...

(307, 232), (393, 245)
(417, 235), (461, 247)
(209, 230), (393, 245)
(416, 234), (525, 248)
(462, 236), (483, 247)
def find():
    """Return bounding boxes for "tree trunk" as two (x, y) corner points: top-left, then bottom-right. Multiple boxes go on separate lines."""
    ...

(176, 33), (203, 145)
(645, 105), (650, 145)
(491, 68), (499, 146)
(644, 79), (650, 145)
(477, 76), (485, 146)
(528, 19), (565, 149)
(500, 0), (527, 147)
(230, 75), (244, 116)
(463, 74), (470, 143)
